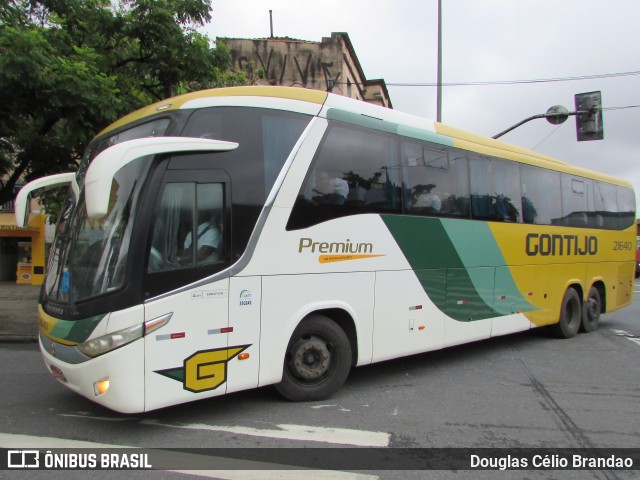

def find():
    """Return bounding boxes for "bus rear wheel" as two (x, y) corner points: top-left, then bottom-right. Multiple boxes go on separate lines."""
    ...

(551, 287), (582, 339)
(275, 315), (352, 402)
(581, 286), (602, 333)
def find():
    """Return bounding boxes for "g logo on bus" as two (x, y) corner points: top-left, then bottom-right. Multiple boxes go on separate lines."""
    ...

(155, 345), (250, 393)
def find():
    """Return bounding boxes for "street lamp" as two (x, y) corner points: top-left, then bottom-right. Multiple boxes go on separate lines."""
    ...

(492, 92), (603, 142)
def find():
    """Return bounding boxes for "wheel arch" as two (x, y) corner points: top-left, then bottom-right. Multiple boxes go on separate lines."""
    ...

(567, 281), (584, 301)
(308, 308), (358, 367)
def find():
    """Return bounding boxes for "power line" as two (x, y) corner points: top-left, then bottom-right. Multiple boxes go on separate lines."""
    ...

(531, 124), (562, 151)
(601, 104), (640, 111)
(376, 70), (640, 87)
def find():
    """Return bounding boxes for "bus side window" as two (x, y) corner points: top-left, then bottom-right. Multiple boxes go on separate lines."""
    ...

(521, 165), (561, 225)
(616, 185), (636, 230)
(148, 182), (224, 273)
(288, 121), (400, 230)
(594, 181), (619, 229)
(402, 140), (470, 219)
(308, 169), (350, 205)
(469, 155), (520, 222)
(403, 142), (445, 216)
(561, 176), (590, 227)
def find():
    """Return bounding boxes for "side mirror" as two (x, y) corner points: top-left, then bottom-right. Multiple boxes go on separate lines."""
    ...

(84, 137), (238, 219)
(14, 172), (78, 228)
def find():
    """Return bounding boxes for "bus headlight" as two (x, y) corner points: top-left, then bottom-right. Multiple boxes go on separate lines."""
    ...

(78, 324), (143, 358)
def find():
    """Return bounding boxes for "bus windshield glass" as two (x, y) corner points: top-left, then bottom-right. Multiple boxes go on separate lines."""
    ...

(45, 157), (152, 303)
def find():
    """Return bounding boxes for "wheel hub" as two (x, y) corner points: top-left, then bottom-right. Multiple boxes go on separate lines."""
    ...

(291, 336), (331, 380)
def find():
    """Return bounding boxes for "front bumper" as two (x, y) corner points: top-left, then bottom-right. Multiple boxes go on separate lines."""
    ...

(39, 334), (145, 414)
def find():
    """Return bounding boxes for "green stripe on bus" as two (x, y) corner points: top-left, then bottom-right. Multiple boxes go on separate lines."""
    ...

(439, 220), (536, 315)
(50, 315), (105, 343)
(440, 219), (504, 312)
(381, 215), (535, 321)
(326, 109), (453, 146)
(396, 125), (454, 146)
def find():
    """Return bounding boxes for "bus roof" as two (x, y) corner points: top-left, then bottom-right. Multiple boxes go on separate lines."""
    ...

(434, 122), (631, 188)
(97, 86), (632, 189)
(320, 92), (632, 188)
(97, 86), (328, 137)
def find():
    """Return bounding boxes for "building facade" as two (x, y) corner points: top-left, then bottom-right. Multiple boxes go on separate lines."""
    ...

(0, 190), (47, 285)
(221, 32), (392, 108)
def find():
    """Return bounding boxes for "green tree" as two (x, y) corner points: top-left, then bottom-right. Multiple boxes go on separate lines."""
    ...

(0, 0), (244, 206)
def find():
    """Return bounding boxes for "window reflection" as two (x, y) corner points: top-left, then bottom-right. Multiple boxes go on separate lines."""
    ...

(403, 142), (470, 218)
(287, 119), (635, 231)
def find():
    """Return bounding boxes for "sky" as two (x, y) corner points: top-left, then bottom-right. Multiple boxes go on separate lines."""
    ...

(202, 0), (640, 214)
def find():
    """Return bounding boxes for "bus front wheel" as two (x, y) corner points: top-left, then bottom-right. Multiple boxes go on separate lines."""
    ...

(551, 287), (582, 339)
(275, 314), (352, 402)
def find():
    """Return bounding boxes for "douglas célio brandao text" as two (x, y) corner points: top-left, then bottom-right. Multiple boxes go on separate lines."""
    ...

(470, 453), (634, 470)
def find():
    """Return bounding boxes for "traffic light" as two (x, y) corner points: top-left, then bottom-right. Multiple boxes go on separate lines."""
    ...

(574, 91), (604, 141)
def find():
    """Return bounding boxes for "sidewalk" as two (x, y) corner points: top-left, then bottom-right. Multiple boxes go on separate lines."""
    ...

(0, 282), (40, 342)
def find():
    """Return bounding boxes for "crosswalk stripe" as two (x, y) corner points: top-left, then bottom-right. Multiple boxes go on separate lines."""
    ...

(140, 420), (391, 447)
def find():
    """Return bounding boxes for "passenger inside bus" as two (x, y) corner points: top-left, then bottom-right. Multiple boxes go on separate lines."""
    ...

(181, 212), (222, 264)
(412, 183), (441, 214)
(148, 182), (224, 273)
(311, 170), (349, 205)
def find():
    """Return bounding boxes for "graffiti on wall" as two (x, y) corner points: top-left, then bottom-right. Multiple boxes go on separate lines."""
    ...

(236, 48), (342, 92)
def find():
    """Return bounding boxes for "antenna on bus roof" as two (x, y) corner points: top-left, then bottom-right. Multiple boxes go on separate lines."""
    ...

(269, 10), (274, 38)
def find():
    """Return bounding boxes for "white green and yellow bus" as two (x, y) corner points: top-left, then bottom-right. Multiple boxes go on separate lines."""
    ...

(16, 86), (636, 413)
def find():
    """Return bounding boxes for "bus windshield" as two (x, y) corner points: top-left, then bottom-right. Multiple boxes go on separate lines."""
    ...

(45, 157), (152, 304)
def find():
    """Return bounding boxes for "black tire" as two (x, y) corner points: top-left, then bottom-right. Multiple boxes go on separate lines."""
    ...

(275, 314), (352, 402)
(550, 287), (582, 339)
(581, 286), (602, 333)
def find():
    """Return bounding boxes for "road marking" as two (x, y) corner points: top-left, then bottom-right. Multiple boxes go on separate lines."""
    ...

(59, 413), (135, 422)
(611, 329), (640, 347)
(140, 420), (390, 447)
(0, 432), (133, 450)
(309, 404), (355, 412)
(0, 432), (378, 480)
(59, 413), (391, 447)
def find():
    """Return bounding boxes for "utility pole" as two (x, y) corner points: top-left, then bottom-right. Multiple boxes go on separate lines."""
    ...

(436, 0), (443, 122)
(269, 10), (274, 38)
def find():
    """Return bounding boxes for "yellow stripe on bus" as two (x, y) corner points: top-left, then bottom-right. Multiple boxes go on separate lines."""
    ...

(98, 86), (328, 137)
(319, 254), (386, 264)
(38, 305), (78, 346)
(434, 123), (633, 187)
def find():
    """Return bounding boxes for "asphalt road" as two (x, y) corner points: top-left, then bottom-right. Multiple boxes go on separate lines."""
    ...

(1, 282), (639, 479)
